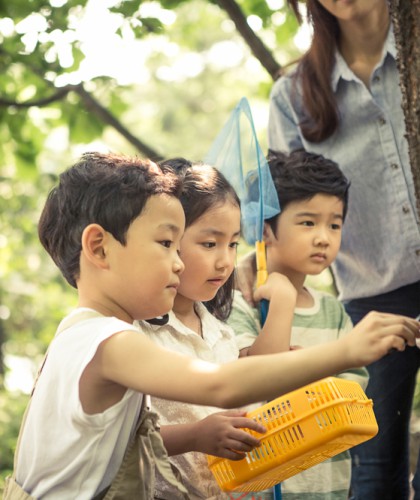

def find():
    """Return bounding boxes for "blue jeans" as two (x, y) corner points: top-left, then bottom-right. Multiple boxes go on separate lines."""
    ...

(345, 281), (420, 500)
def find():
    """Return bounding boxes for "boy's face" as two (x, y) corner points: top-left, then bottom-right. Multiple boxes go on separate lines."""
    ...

(265, 194), (343, 280)
(106, 194), (185, 321)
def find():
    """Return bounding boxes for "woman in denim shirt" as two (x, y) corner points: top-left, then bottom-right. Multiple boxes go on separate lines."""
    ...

(268, 1), (420, 499)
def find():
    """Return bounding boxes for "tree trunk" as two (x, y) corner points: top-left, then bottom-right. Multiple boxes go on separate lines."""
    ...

(389, 0), (420, 220)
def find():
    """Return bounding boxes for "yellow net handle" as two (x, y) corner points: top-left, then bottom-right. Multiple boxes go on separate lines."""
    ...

(256, 240), (267, 288)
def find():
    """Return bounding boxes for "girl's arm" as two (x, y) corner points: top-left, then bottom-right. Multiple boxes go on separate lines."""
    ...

(160, 410), (266, 461)
(95, 311), (419, 410)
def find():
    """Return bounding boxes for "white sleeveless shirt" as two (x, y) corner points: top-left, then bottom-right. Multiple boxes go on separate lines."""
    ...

(16, 308), (143, 499)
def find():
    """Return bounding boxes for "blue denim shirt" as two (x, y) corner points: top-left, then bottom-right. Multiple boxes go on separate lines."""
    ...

(268, 27), (420, 301)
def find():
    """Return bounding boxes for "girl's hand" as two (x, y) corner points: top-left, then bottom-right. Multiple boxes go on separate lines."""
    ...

(194, 410), (266, 460)
(253, 272), (297, 305)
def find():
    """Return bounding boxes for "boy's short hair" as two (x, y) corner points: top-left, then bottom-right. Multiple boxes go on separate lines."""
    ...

(266, 149), (350, 233)
(38, 152), (182, 289)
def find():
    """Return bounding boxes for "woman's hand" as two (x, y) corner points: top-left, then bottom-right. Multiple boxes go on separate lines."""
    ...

(235, 250), (257, 306)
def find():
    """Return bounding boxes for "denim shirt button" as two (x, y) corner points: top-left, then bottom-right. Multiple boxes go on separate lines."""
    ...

(391, 163), (399, 170)
(379, 117), (386, 125)
(402, 205), (410, 214)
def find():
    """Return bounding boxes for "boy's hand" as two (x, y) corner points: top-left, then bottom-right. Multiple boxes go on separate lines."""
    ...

(194, 410), (266, 460)
(343, 311), (420, 366)
(253, 272), (297, 305)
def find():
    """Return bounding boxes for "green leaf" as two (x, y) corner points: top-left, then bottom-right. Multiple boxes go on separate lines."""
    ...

(68, 107), (104, 143)
(110, 0), (139, 18)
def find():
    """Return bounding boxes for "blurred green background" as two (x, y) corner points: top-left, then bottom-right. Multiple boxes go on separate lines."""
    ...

(1, 0), (419, 492)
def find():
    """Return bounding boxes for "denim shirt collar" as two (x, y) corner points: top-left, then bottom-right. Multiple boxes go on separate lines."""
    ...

(331, 24), (396, 91)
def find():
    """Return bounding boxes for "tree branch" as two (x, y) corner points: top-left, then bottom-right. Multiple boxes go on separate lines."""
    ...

(216, 0), (281, 80)
(0, 77), (163, 161)
(0, 86), (76, 107)
(75, 86), (163, 161)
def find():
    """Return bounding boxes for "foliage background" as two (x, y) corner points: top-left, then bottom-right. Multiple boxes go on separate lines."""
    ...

(0, 0), (419, 491)
(0, 0), (305, 488)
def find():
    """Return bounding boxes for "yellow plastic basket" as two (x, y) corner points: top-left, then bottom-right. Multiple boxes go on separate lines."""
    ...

(208, 377), (378, 492)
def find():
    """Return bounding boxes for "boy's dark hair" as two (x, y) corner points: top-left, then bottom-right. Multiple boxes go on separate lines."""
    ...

(265, 149), (350, 235)
(39, 152), (181, 289)
(159, 157), (240, 322)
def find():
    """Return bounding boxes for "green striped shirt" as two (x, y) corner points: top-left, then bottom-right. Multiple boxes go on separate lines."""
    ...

(227, 287), (369, 500)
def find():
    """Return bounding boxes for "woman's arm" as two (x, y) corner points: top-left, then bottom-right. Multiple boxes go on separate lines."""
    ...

(235, 250), (257, 307)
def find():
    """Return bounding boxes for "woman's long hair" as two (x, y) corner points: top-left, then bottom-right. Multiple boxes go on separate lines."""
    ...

(287, 0), (340, 142)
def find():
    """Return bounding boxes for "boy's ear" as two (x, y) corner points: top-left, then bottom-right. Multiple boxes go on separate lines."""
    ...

(263, 222), (276, 247)
(81, 224), (109, 269)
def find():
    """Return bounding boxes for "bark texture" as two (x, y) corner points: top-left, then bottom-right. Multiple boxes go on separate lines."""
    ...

(390, 0), (420, 219)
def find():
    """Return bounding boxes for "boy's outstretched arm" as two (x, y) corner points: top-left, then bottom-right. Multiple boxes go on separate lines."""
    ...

(160, 410), (266, 461)
(240, 272), (296, 357)
(93, 312), (419, 411)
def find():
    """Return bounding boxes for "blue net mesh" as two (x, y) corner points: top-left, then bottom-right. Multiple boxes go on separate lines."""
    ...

(205, 97), (280, 245)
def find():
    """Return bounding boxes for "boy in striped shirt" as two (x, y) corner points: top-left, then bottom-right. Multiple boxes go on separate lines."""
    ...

(229, 149), (366, 500)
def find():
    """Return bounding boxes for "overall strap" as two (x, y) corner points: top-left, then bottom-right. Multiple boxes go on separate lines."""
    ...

(142, 407), (189, 497)
(92, 395), (148, 500)
(97, 395), (189, 500)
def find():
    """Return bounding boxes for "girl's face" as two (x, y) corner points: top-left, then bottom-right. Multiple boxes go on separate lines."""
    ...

(265, 193), (343, 282)
(317, 0), (386, 23)
(176, 199), (241, 303)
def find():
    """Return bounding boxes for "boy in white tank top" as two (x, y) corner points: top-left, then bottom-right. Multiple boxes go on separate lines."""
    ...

(6, 152), (419, 499)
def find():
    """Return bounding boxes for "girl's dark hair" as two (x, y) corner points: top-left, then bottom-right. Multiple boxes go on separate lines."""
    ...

(159, 158), (240, 321)
(38, 152), (181, 288)
(286, 0), (340, 142)
(265, 149), (350, 235)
